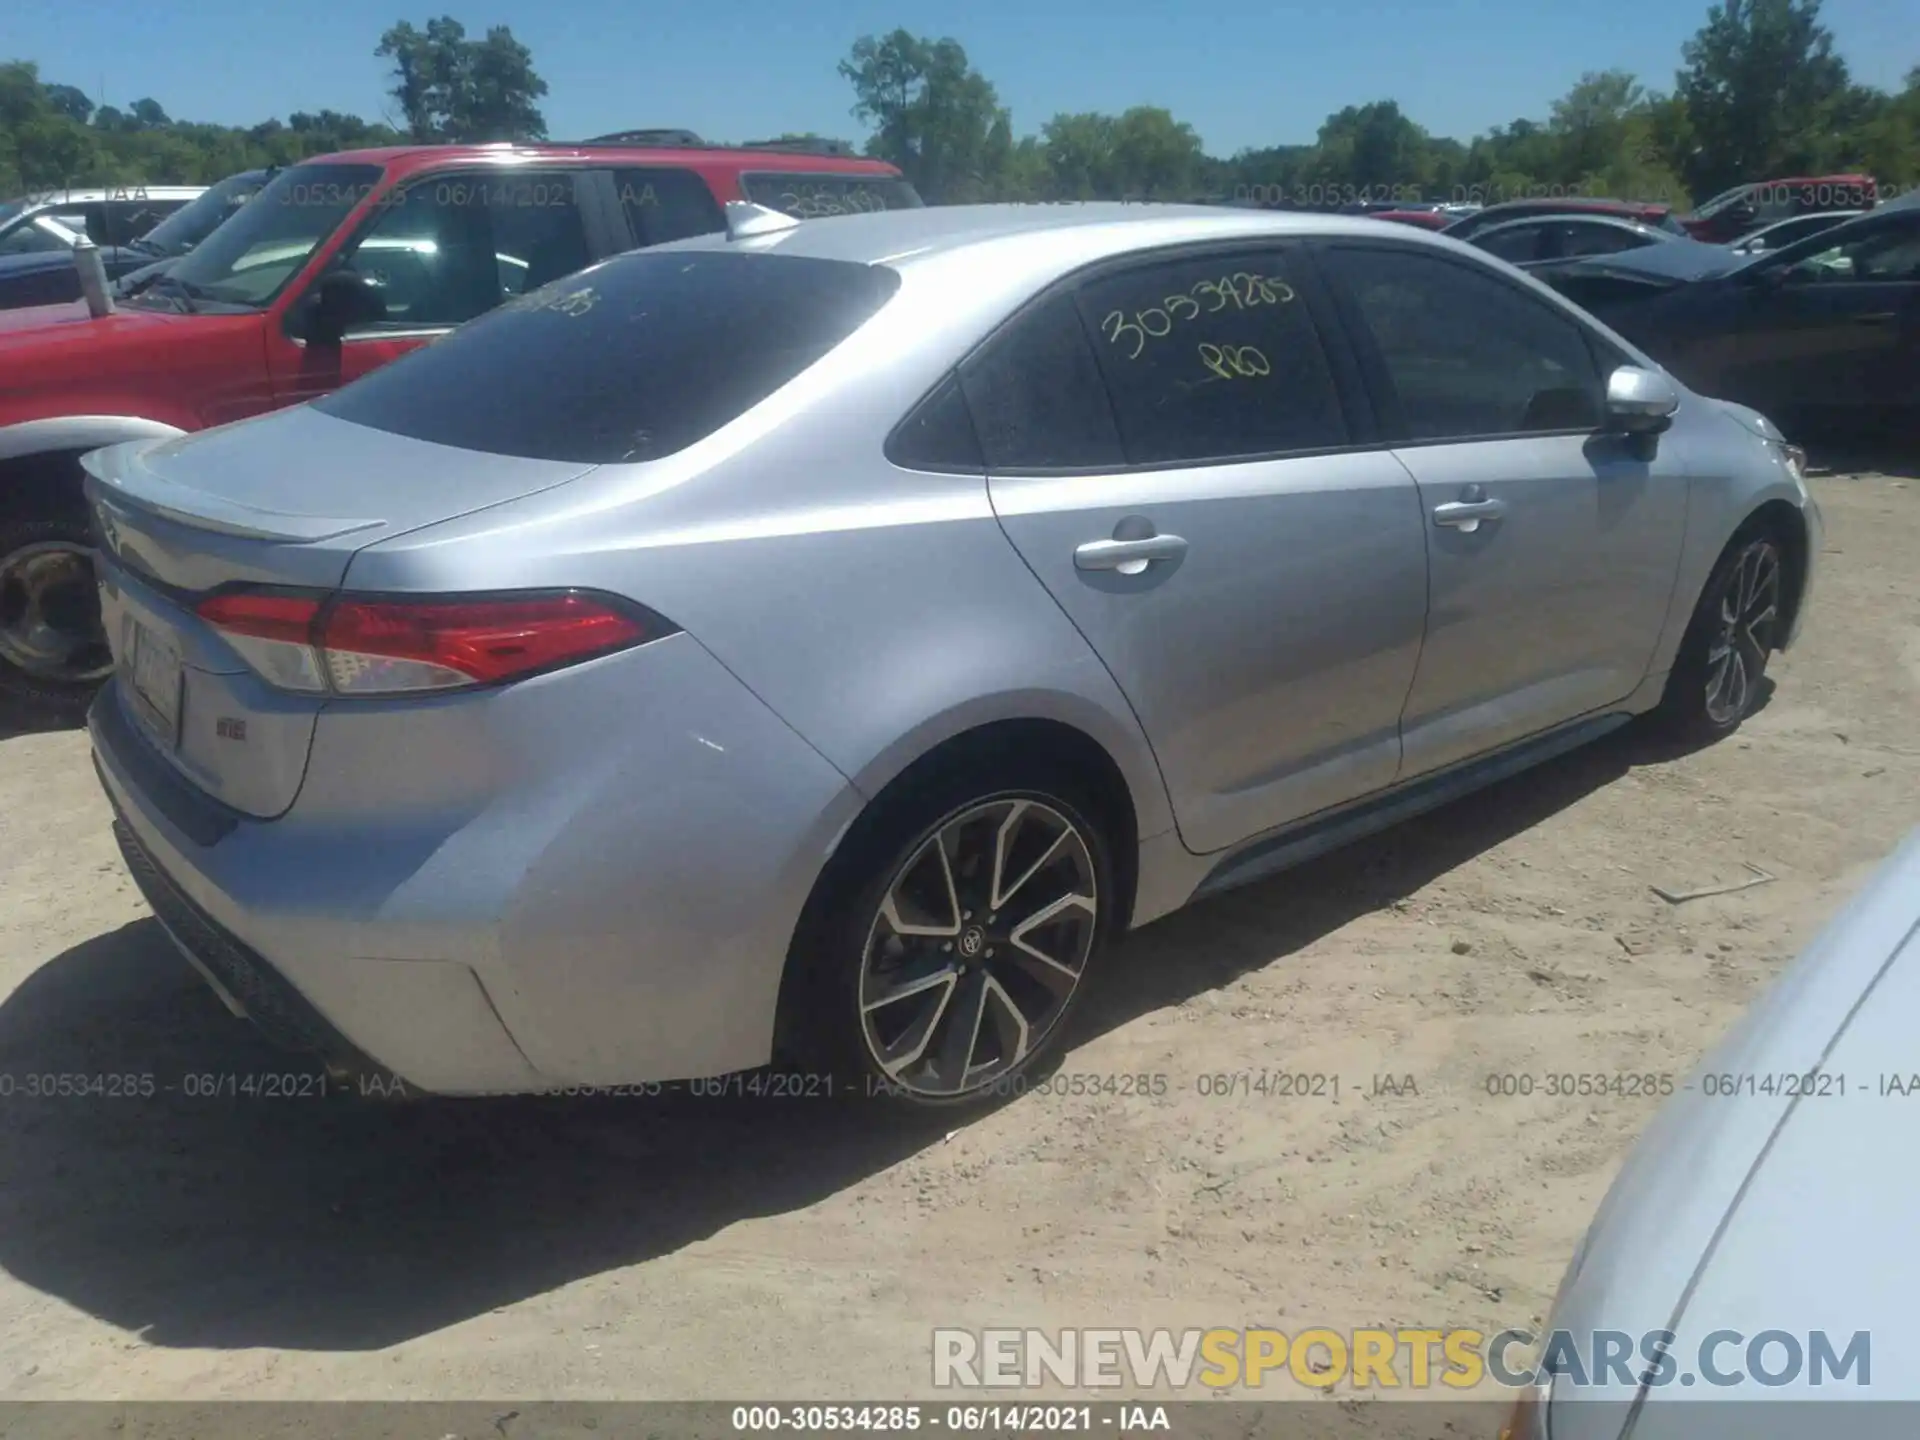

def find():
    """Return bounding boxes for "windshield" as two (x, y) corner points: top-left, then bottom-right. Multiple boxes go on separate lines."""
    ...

(159, 162), (383, 307)
(740, 173), (923, 218)
(314, 250), (902, 462)
(0, 200), (26, 231)
(137, 172), (270, 257)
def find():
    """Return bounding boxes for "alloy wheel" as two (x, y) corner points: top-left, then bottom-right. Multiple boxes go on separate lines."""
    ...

(1703, 539), (1781, 727)
(0, 541), (111, 683)
(858, 797), (1098, 1100)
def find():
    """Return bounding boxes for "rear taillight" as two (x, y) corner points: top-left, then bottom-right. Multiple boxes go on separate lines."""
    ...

(195, 590), (667, 697)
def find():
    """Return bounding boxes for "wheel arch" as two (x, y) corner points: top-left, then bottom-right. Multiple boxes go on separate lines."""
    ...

(0, 416), (186, 520)
(772, 712), (1149, 1065)
(1734, 496), (1811, 650)
(839, 711), (1146, 924)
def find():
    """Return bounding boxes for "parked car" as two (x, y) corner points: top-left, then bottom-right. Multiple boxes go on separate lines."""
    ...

(1443, 199), (1688, 243)
(85, 201), (1818, 1108)
(1530, 191), (1920, 435)
(1468, 214), (1676, 268)
(1726, 209), (1861, 256)
(0, 170), (273, 312)
(1503, 825), (1920, 1440)
(1679, 172), (1877, 244)
(0, 184), (201, 260)
(0, 136), (919, 722)
(0, 185), (204, 310)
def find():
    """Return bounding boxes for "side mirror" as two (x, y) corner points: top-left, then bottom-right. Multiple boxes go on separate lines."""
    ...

(1604, 364), (1679, 436)
(300, 270), (386, 345)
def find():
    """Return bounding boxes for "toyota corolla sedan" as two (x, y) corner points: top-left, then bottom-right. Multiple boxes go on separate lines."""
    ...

(84, 201), (1820, 1108)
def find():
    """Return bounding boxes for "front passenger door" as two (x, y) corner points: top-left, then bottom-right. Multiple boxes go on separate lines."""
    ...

(976, 248), (1430, 855)
(1317, 242), (1688, 778)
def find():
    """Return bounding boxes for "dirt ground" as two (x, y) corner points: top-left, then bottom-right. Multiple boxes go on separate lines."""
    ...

(0, 467), (1915, 1406)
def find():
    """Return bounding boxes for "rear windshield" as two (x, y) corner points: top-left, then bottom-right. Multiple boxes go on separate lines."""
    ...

(741, 172), (924, 219)
(313, 249), (902, 463)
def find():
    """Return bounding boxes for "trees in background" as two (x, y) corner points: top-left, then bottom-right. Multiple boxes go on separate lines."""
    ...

(376, 16), (548, 143)
(0, 13), (548, 195)
(836, 0), (1915, 205)
(2, 0), (1916, 210)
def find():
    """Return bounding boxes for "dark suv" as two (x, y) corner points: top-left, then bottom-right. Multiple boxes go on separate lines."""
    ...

(0, 134), (918, 721)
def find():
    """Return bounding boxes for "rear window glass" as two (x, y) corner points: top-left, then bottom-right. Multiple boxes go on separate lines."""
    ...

(742, 173), (924, 218)
(313, 250), (902, 463)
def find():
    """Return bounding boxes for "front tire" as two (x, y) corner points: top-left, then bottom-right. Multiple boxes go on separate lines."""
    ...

(1651, 529), (1786, 744)
(783, 765), (1118, 1110)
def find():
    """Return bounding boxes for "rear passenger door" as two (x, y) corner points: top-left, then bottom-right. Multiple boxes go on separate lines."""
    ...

(976, 246), (1430, 856)
(1315, 241), (1687, 778)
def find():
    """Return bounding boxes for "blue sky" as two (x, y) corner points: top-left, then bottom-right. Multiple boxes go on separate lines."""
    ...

(11, 0), (1916, 155)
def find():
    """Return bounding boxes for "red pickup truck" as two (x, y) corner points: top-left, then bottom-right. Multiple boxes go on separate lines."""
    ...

(0, 134), (918, 721)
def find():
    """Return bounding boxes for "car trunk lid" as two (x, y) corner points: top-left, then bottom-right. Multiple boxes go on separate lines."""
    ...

(83, 407), (601, 820)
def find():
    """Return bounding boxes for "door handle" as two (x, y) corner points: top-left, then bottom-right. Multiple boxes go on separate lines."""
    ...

(1074, 534), (1188, 573)
(1432, 498), (1508, 531)
(1852, 312), (1896, 325)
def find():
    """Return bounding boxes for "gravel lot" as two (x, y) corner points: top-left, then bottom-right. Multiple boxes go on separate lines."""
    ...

(0, 467), (1914, 1404)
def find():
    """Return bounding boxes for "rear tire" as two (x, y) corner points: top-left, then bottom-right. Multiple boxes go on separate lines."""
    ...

(780, 759), (1119, 1111)
(1649, 527), (1786, 745)
(0, 514), (112, 729)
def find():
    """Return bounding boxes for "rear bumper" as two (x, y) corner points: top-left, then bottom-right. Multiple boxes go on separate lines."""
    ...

(105, 804), (388, 1084)
(90, 632), (864, 1094)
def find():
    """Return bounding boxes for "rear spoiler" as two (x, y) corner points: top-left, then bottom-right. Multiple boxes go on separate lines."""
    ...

(81, 441), (383, 543)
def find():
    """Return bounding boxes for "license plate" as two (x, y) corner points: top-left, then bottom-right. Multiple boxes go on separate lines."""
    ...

(124, 615), (183, 748)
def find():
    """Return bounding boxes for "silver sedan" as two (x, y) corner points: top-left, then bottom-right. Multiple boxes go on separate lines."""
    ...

(83, 201), (1820, 1108)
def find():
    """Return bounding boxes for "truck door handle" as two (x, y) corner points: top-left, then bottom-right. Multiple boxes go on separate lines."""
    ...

(1852, 312), (1896, 325)
(1433, 498), (1508, 531)
(1074, 534), (1188, 573)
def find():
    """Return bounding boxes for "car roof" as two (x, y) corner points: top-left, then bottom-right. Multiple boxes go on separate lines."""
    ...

(10, 185), (206, 206)
(654, 201), (1487, 275)
(1479, 197), (1671, 216)
(1476, 213), (1662, 234)
(299, 142), (905, 181)
(1746, 210), (1862, 233)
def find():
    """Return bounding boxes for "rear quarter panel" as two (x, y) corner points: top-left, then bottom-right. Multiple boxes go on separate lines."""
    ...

(340, 251), (1179, 884)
